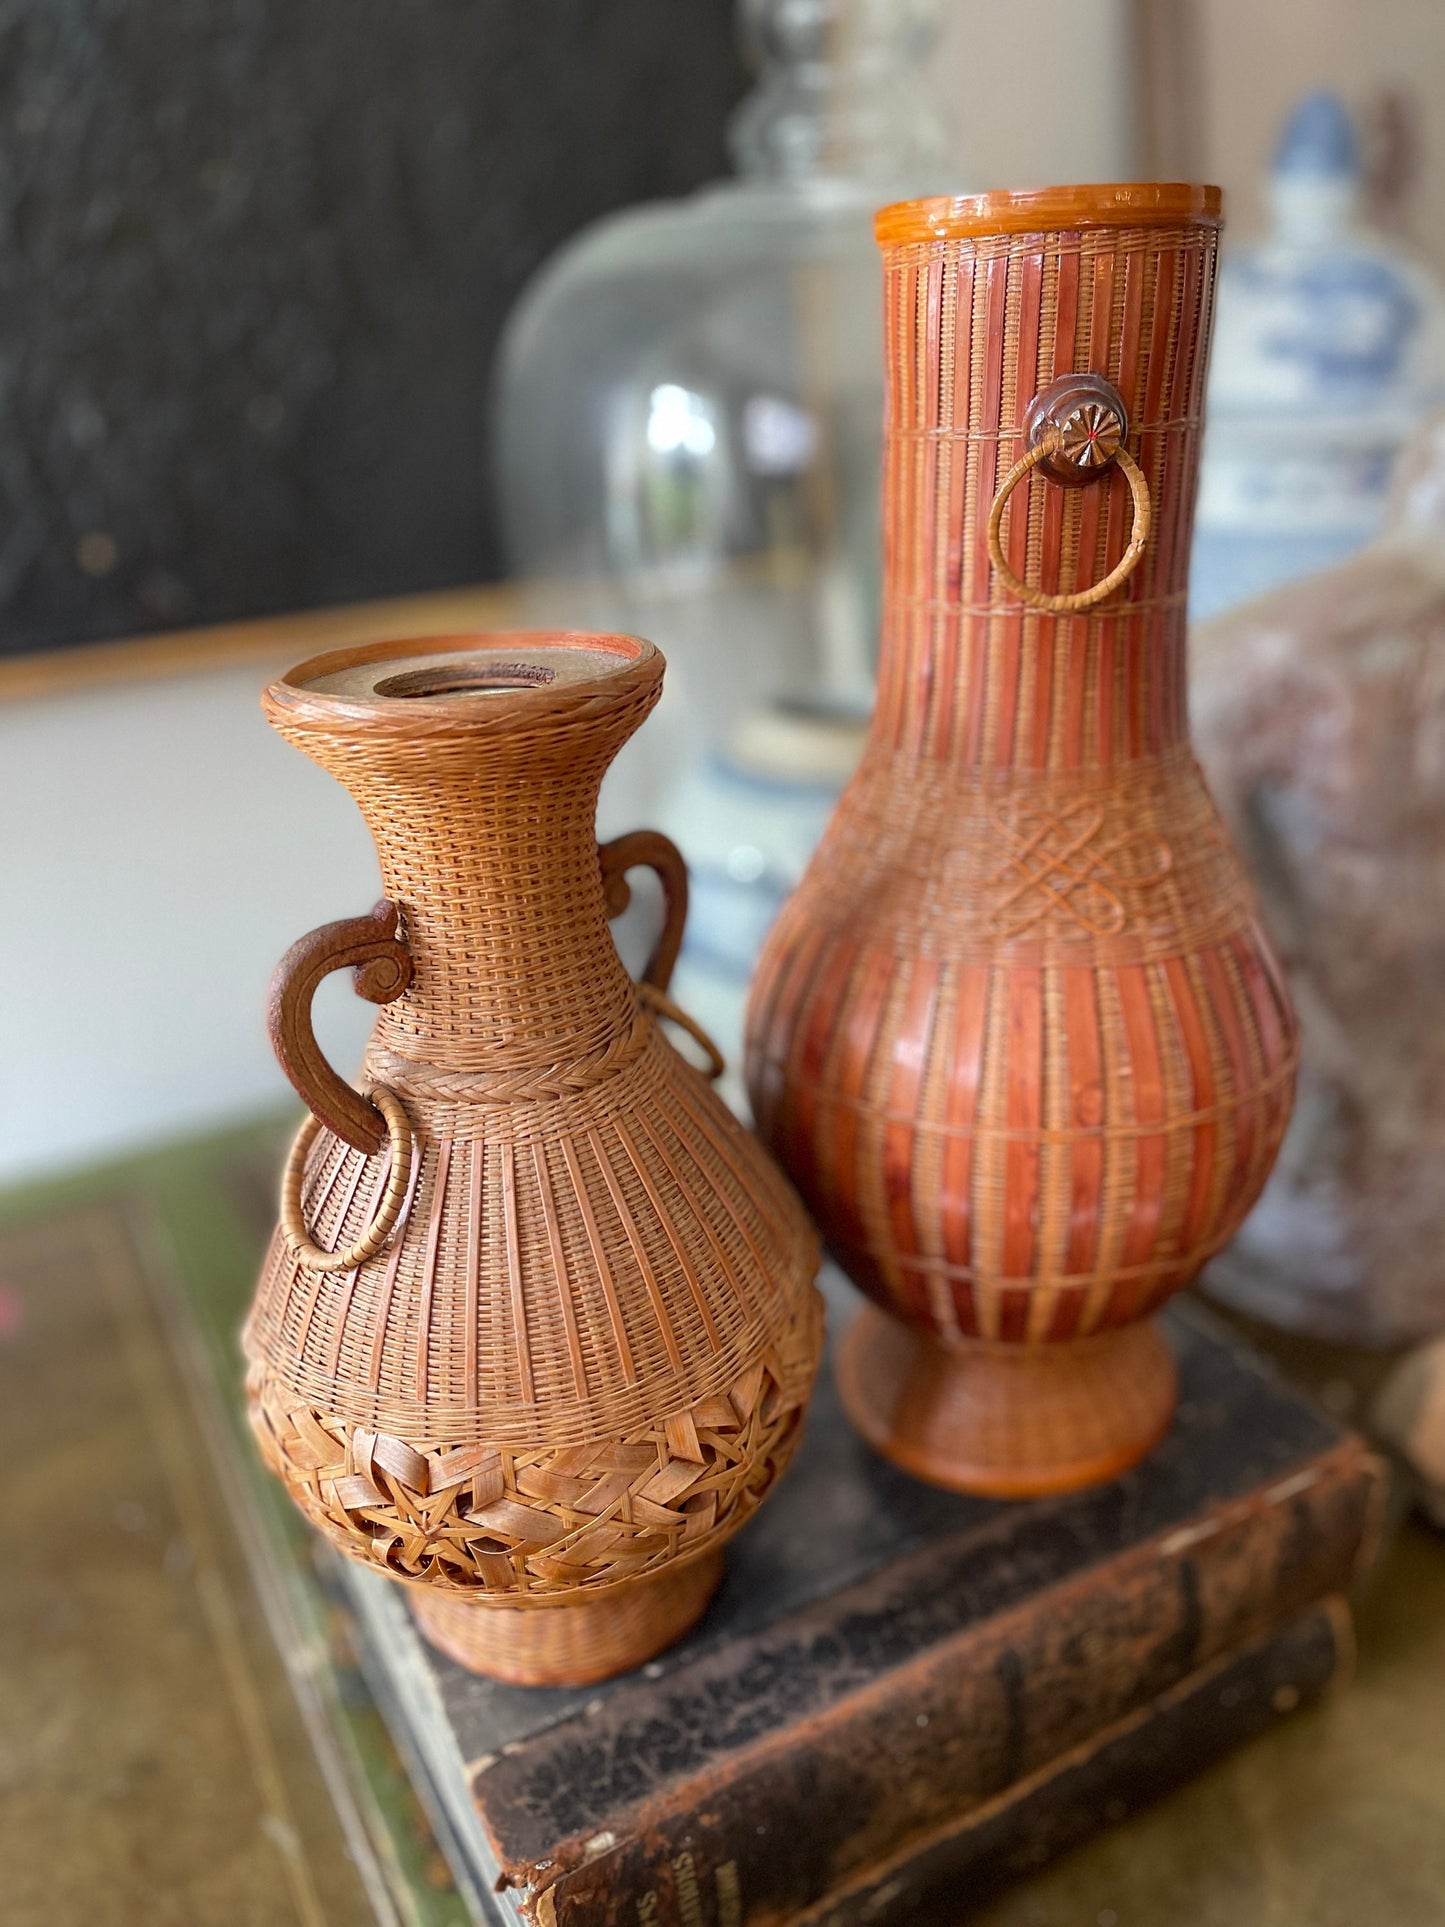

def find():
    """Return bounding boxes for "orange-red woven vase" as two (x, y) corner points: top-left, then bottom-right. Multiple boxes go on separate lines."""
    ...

(745, 186), (1298, 1497)
(244, 632), (822, 1685)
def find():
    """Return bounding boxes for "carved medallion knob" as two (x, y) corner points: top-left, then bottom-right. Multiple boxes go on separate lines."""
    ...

(1023, 373), (1131, 486)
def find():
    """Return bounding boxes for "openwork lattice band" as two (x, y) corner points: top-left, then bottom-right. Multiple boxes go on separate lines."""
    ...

(247, 1341), (812, 1600)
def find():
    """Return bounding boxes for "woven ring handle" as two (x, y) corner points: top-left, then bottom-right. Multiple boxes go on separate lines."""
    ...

(599, 830), (724, 1080)
(599, 830), (688, 991)
(280, 1085), (414, 1273)
(986, 427), (1152, 614)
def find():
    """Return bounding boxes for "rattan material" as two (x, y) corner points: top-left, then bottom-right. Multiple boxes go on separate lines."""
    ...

(280, 1086), (414, 1272)
(986, 427), (1152, 613)
(745, 190), (1298, 1496)
(244, 631), (822, 1683)
(411, 1549), (725, 1687)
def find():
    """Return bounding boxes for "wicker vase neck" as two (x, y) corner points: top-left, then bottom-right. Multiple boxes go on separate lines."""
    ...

(262, 635), (656, 1076)
(873, 194), (1219, 775)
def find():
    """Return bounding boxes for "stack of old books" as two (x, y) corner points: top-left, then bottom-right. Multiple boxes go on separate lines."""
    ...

(338, 1275), (1383, 1926)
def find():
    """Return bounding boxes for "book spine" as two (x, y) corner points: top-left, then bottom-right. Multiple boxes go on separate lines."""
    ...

(536, 1601), (1350, 1927)
(491, 1441), (1382, 1925)
(795, 1598), (1352, 1927)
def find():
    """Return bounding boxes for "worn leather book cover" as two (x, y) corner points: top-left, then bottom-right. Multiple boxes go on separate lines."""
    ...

(341, 1283), (1384, 1926)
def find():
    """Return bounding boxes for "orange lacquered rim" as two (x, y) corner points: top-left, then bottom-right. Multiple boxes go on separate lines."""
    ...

(875, 182), (1222, 247)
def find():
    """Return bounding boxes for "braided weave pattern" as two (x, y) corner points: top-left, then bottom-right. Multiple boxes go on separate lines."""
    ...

(367, 1014), (653, 1108)
(247, 1301), (817, 1600)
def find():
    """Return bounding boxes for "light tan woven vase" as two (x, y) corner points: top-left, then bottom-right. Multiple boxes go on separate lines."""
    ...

(745, 185), (1298, 1498)
(244, 631), (822, 1686)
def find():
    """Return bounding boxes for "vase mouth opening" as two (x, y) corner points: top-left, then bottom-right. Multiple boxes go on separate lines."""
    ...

(264, 630), (660, 728)
(875, 182), (1223, 248)
(371, 660), (560, 700)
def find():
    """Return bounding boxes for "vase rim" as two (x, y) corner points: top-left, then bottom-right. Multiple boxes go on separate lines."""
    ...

(263, 629), (660, 735)
(875, 182), (1223, 247)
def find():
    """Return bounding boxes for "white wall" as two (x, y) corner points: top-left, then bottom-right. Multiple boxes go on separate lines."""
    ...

(6, 663), (375, 1179)
(939, 0), (1140, 189)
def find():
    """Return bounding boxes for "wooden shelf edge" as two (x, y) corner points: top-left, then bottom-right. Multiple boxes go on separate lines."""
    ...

(0, 579), (525, 705)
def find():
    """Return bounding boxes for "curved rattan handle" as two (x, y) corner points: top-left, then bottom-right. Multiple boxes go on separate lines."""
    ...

(987, 429), (1152, 615)
(598, 830), (689, 993)
(267, 900), (415, 1153)
(599, 830), (725, 1080)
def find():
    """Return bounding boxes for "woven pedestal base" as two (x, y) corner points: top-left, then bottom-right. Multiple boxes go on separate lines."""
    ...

(409, 1550), (726, 1687)
(838, 1305), (1178, 1499)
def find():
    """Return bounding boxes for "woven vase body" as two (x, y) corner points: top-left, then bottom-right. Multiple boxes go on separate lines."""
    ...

(245, 632), (822, 1684)
(745, 187), (1298, 1496)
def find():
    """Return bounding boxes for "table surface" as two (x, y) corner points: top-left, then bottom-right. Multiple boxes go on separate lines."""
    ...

(5, 1120), (1444, 1926)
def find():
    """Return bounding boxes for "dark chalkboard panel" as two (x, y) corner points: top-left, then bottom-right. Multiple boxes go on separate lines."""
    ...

(0, 1), (745, 656)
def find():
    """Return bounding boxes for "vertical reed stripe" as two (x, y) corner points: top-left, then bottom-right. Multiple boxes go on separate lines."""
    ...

(786, 934), (863, 1200)
(751, 914), (830, 1131)
(1060, 965), (1104, 1285)
(1161, 954), (1219, 1256)
(1114, 245), (1147, 758)
(319, 1149), (392, 1375)
(1059, 608), (1090, 771)
(367, 1144), (423, 1393)
(295, 1147), (370, 1361)
(633, 1109), (759, 1321)
(1080, 247), (1118, 693)
(1230, 928), (1296, 1166)
(1001, 967), (1043, 1280)
(1081, 970), (1130, 1336)
(414, 1137), (452, 1401)
(304, 1135), (350, 1228)
(1198, 944), (1258, 1213)
(560, 1135), (637, 1385)
(938, 963), (991, 1331)
(1030, 963), (1072, 1340)
(657, 1082), (782, 1313)
(819, 946), (895, 1252)
(291, 1268), (328, 1372)
(465, 1142), (484, 1405)
(589, 1127), (684, 1376)
(499, 1142), (534, 1403)
(946, 252), (976, 594)
(970, 962), (1015, 1338)
(325, 1148), (374, 1264)
(531, 1140), (586, 1398)
(612, 1117), (723, 1350)
(1113, 967), (1168, 1324)
(973, 253), (1010, 749)
(881, 959), (941, 1273)
(991, 247), (1037, 772)
(1142, 959), (1195, 1309)
(1164, 242), (1202, 639)
(1216, 943), (1273, 1211)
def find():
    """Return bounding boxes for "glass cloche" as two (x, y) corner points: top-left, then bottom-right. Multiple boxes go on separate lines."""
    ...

(492, 0), (955, 765)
